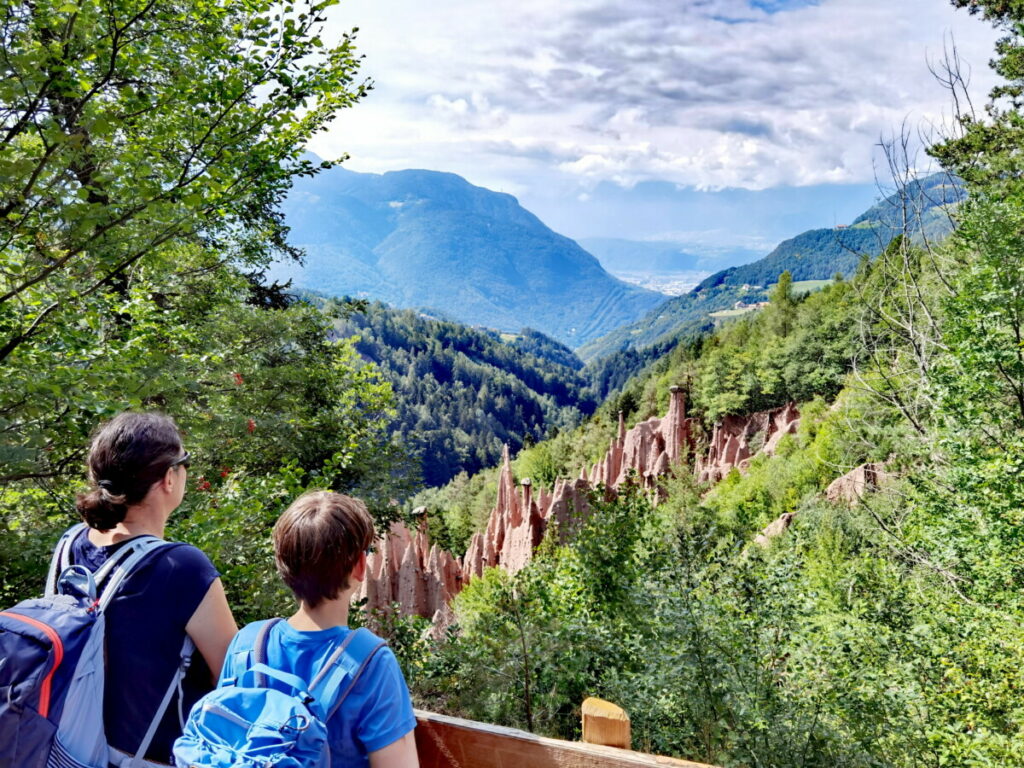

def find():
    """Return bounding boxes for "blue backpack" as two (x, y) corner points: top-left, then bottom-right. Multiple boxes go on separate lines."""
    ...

(173, 618), (386, 768)
(0, 523), (194, 768)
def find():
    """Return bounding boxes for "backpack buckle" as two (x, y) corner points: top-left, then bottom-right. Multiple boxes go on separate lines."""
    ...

(282, 713), (311, 733)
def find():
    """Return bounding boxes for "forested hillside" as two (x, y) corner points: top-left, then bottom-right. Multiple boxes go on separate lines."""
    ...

(414, 267), (859, 551)
(701, 172), (961, 289)
(276, 165), (665, 347)
(578, 172), (960, 363)
(331, 302), (597, 486)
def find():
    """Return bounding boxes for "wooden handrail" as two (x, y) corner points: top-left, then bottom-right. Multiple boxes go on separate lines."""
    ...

(414, 710), (719, 768)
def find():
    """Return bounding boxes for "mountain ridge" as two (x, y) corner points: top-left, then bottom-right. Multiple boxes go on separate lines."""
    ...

(578, 172), (962, 363)
(278, 166), (666, 347)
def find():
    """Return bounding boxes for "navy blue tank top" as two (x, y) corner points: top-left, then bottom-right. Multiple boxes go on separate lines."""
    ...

(68, 529), (220, 764)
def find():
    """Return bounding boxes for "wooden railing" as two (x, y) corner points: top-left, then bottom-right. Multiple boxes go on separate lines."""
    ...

(414, 709), (719, 768)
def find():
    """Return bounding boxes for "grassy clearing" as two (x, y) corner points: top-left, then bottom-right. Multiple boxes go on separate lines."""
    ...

(709, 307), (758, 319)
(766, 279), (834, 294)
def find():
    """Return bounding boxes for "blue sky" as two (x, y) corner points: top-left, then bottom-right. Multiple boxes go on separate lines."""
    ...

(533, 179), (880, 251)
(750, 0), (819, 14)
(310, 0), (999, 252)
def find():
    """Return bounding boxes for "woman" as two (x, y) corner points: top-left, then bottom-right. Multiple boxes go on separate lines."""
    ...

(66, 411), (237, 766)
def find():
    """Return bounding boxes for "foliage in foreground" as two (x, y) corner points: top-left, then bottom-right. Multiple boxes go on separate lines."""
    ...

(409, 389), (1024, 767)
(0, 0), (411, 623)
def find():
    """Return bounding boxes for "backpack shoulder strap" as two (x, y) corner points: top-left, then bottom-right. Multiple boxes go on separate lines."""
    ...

(45, 522), (88, 597)
(127, 634), (195, 768)
(215, 619), (280, 689)
(110, 539), (196, 768)
(311, 627), (388, 720)
(253, 617), (284, 687)
(95, 535), (167, 612)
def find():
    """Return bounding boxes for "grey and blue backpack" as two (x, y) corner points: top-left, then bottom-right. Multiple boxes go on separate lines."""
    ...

(0, 523), (194, 768)
(172, 618), (386, 768)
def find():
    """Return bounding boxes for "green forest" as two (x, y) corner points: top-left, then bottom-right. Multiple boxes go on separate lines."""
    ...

(329, 301), (596, 486)
(4, 0), (1024, 766)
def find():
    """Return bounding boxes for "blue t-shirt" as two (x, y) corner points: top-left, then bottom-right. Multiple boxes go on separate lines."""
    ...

(220, 620), (416, 764)
(68, 529), (220, 764)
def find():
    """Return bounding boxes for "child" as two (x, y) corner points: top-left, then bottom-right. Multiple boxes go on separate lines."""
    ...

(219, 491), (419, 767)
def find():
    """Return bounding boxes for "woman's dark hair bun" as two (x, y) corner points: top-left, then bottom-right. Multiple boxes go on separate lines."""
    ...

(76, 487), (130, 531)
(75, 411), (183, 532)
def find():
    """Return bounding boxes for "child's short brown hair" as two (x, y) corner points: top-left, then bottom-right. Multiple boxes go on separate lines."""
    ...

(273, 491), (375, 609)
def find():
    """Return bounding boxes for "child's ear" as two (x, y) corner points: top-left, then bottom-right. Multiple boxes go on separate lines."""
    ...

(351, 552), (367, 583)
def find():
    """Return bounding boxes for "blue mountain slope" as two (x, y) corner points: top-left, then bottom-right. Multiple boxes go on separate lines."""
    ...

(578, 172), (962, 362)
(278, 166), (665, 347)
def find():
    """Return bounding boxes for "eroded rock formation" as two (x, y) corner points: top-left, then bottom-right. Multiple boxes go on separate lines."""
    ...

(462, 386), (694, 582)
(357, 519), (463, 621)
(360, 390), (802, 621)
(695, 402), (801, 485)
(753, 461), (891, 549)
(825, 462), (890, 505)
(753, 512), (796, 547)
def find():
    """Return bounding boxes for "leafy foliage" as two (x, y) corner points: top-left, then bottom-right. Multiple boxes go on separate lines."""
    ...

(0, 0), (410, 625)
(414, 389), (1024, 766)
(419, 484), (674, 737)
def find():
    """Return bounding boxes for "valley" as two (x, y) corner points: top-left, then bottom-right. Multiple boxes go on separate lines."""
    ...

(610, 271), (709, 296)
(307, 172), (952, 490)
(3, 2), (1022, 766)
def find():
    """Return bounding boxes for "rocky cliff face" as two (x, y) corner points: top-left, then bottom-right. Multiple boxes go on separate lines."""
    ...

(462, 385), (694, 581)
(359, 391), (804, 622)
(824, 462), (891, 505)
(751, 461), (891, 550)
(695, 402), (801, 485)
(356, 519), (463, 627)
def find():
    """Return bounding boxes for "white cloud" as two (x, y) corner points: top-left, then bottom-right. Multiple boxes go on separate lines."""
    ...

(309, 0), (1000, 196)
(426, 92), (509, 129)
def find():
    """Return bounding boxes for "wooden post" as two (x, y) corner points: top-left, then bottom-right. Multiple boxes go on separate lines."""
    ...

(581, 697), (631, 750)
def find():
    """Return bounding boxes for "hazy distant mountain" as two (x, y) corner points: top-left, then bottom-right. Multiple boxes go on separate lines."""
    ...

(277, 165), (665, 347)
(696, 173), (963, 291)
(579, 172), (962, 362)
(579, 238), (762, 275)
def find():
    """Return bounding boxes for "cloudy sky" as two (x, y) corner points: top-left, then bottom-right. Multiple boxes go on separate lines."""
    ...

(309, 0), (1000, 249)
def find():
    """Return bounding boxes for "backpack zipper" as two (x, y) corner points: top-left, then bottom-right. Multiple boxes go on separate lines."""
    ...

(0, 611), (63, 718)
(203, 700), (253, 729)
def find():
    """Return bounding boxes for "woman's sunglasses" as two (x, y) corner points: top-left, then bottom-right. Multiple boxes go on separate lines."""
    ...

(169, 451), (192, 470)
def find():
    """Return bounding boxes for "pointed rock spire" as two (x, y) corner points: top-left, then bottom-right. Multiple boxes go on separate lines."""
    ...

(359, 391), (747, 627)
(664, 385), (688, 461)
